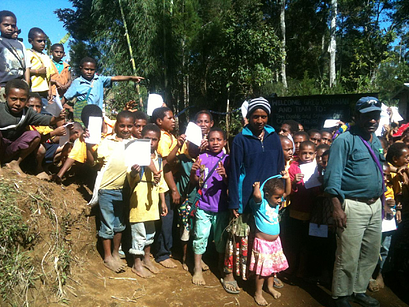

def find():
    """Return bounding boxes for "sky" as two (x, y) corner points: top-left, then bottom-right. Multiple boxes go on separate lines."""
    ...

(3, 0), (73, 56)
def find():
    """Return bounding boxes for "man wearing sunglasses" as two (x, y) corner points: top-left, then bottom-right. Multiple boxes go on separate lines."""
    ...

(324, 97), (383, 307)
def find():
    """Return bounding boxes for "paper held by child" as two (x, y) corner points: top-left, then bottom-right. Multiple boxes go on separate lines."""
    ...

(147, 94), (164, 116)
(45, 100), (62, 117)
(125, 139), (151, 167)
(382, 216), (397, 232)
(59, 123), (73, 147)
(299, 160), (321, 189)
(185, 122), (203, 147)
(85, 116), (102, 144)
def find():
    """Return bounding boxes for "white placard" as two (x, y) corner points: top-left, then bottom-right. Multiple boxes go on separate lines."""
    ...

(147, 94), (164, 116)
(309, 223), (328, 238)
(299, 160), (321, 189)
(45, 101), (62, 117)
(185, 122), (203, 147)
(241, 100), (249, 119)
(382, 216), (397, 232)
(125, 139), (151, 167)
(54, 91), (63, 109)
(85, 116), (102, 144)
(323, 119), (340, 128)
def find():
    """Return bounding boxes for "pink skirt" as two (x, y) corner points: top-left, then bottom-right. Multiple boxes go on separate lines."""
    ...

(249, 236), (289, 277)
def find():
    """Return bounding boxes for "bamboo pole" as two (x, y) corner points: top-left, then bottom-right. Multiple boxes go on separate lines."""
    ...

(118, 0), (143, 108)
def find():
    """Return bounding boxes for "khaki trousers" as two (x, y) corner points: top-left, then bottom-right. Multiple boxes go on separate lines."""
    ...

(332, 198), (382, 297)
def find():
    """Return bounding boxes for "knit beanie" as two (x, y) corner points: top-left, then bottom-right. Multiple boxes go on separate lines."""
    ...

(246, 97), (271, 118)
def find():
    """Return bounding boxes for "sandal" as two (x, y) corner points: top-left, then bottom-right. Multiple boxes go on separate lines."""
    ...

(274, 276), (284, 289)
(221, 278), (240, 294)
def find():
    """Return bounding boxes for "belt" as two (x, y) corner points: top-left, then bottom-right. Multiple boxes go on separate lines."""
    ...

(345, 197), (379, 205)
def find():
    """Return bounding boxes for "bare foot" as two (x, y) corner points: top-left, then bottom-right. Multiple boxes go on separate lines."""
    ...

(158, 258), (177, 268)
(6, 161), (26, 177)
(192, 267), (206, 285)
(131, 266), (153, 278)
(368, 279), (380, 292)
(143, 257), (160, 274)
(112, 253), (126, 269)
(201, 259), (209, 271)
(182, 262), (189, 271)
(254, 292), (268, 306)
(104, 258), (125, 273)
(375, 274), (385, 289)
(267, 286), (281, 299)
(36, 171), (50, 180)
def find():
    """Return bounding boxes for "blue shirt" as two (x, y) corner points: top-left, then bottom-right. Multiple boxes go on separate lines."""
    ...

(250, 198), (280, 236)
(324, 128), (384, 202)
(52, 59), (70, 74)
(64, 74), (112, 109)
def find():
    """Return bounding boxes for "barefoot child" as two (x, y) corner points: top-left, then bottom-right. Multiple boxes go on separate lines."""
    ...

(0, 79), (65, 176)
(90, 110), (135, 272)
(128, 124), (168, 278)
(250, 175), (290, 305)
(190, 127), (229, 286)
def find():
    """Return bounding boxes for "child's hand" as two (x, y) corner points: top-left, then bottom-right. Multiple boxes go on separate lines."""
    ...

(191, 158), (202, 173)
(63, 103), (73, 113)
(131, 76), (144, 83)
(216, 161), (227, 179)
(199, 139), (209, 152)
(57, 109), (66, 121)
(295, 173), (304, 183)
(161, 201), (168, 216)
(131, 164), (141, 177)
(53, 126), (66, 137)
(396, 210), (402, 223)
(253, 182), (262, 202)
(35, 66), (46, 76)
(177, 134), (186, 148)
(171, 189), (181, 205)
(153, 170), (162, 184)
(281, 170), (289, 179)
(82, 129), (90, 139)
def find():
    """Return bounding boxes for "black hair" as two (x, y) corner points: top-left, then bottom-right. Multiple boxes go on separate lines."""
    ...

(386, 143), (408, 164)
(133, 111), (148, 122)
(28, 27), (46, 40)
(80, 56), (97, 67)
(5, 79), (29, 96)
(279, 135), (292, 143)
(299, 140), (316, 151)
(294, 131), (309, 140)
(322, 150), (330, 157)
(81, 105), (102, 128)
(0, 10), (16, 23)
(28, 92), (42, 101)
(72, 122), (84, 132)
(263, 177), (284, 196)
(117, 110), (134, 122)
(316, 144), (330, 152)
(208, 127), (226, 140)
(320, 129), (332, 135)
(282, 120), (300, 134)
(151, 107), (172, 124)
(307, 129), (321, 137)
(194, 110), (213, 122)
(51, 43), (64, 51)
(142, 123), (161, 138)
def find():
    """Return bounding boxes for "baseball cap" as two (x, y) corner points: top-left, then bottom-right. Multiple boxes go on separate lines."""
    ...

(355, 97), (381, 114)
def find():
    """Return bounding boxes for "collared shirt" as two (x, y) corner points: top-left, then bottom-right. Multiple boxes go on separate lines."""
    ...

(324, 128), (384, 202)
(52, 60), (69, 74)
(64, 74), (112, 109)
(26, 49), (56, 92)
(0, 37), (30, 86)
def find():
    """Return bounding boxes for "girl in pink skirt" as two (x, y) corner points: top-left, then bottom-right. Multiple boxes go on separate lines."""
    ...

(250, 174), (290, 306)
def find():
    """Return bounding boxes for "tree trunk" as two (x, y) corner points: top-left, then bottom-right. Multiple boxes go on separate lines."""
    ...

(329, 0), (337, 87)
(280, 0), (287, 89)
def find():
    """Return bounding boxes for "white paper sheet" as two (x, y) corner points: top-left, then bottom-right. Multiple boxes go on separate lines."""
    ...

(323, 119), (340, 128)
(45, 101), (62, 117)
(185, 122), (203, 147)
(125, 139), (151, 167)
(54, 91), (63, 109)
(382, 217), (397, 232)
(299, 160), (322, 189)
(85, 116), (102, 144)
(309, 223), (328, 238)
(241, 100), (249, 119)
(147, 94), (164, 116)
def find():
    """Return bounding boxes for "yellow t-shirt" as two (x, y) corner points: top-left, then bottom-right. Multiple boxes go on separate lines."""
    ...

(157, 130), (177, 158)
(27, 49), (56, 92)
(29, 125), (54, 135)
(97, 135), (132, 190)
(128, 152), (169, 223)
(68, 138), (87, 163)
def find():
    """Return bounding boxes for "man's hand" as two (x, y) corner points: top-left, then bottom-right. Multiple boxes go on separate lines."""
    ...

(171, 189), (181, 205)
(231, 209), (239, 218)
(331, 197), (347, 230)
(131, 76), (144, 82)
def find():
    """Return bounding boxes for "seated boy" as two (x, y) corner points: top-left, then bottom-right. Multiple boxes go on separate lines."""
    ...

(0, 79), (64, 176)
(128, 124), (168, 278)
(62, 56), (143, 123)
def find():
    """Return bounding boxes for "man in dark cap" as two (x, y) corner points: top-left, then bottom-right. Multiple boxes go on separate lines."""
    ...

(324, 97), (384, 307)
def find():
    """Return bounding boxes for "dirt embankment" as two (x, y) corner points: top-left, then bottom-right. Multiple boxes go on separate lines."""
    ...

(1, 169), (408, 307)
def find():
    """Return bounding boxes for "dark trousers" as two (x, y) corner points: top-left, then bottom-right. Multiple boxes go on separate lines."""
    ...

(153, 192), (174, 262)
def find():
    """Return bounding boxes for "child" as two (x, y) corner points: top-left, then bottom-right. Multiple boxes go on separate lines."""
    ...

(250, 176), (290, 305)
(320, 130), (332, 145)
(50, 43), (71, 98)
(316, 144), (330, 174)
(280, 135), (293, 171)
(27, 93), (66, 178)
(194, 110), (214, 151)
(26, 27), (56, 108)
(0, 10), (30, 101)
(91, 110), (135, 272)
(132, 111), (148, 139)
(151, 106), (185, 268)
(0, 79), (64, 176)
(62, 57), (144, 123)
(128, 124), (168, 278)
(308, 129), (321, 146)
(190, 127), (229, 286)
(293, 131), (309, 158)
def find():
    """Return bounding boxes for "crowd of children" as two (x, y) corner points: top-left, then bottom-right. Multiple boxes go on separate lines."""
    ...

(1, 9), (409, 307)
